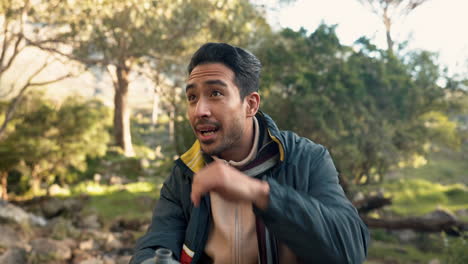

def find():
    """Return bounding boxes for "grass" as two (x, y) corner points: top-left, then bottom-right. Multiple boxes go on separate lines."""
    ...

(70, 180), (163, 227)
(366, 233), (468, 264)
(396, 157), (468, 184)
(366, 241), (441, 264)
(392, 148), (468, 185)
(380, 178), (468, 216)
(364, 145), (468, 263)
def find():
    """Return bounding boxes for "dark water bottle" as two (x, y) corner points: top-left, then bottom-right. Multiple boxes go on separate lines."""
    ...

(141, 248), (180, 264)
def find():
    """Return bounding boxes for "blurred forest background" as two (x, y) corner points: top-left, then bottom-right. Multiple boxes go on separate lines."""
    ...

(0, 0), (467, 263)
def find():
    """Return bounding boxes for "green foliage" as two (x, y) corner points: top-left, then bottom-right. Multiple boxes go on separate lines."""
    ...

(367, 241), (440, 264)
(83, 148), (144, 181)
(0, 93), (111, 195)
(72, 181), (161, 226)
(258, 25), (460, 185)
(381, 178), (468, 216)
(30, 0), (271, 156)
(443, 235), (468, 264)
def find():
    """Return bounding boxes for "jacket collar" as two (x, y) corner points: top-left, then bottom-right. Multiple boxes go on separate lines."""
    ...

(179, 111), (285, 173)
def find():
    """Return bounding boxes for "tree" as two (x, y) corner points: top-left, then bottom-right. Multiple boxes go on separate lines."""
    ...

(258, 25), (458, 186)
(30, 0), (270, 156)
(142, 0), (271, 154)
(0, 138), (19, 200)
(356, 0), (429, 52)
(0, 0), (72, 139)
(1, 93), (110, 197)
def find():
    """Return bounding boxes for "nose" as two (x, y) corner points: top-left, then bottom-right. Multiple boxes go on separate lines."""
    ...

(194, 98), (211, 118)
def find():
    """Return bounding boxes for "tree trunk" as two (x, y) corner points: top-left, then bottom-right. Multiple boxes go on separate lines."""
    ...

(353, 195), (392, 214)
(114, 66), (135, 157)
(31, 165), (41, 195)
(361, 215), (468, 236)
(1, 171), (8, 200)
(169, 108), (175, 143)
(383, 6), (394, 53)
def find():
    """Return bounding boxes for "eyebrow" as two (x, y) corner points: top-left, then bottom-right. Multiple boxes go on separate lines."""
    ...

(185, 83), (195, 92)
(185, 79), (228, 92)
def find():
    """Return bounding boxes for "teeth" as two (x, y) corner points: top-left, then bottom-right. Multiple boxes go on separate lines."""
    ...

(201, 130), (215, 136)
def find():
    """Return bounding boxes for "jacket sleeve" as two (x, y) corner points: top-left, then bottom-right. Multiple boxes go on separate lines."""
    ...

(131, 166), (188, 264)
(253, 145), (369, 264)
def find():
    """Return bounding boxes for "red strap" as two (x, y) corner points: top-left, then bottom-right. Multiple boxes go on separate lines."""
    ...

(180, 248), (193, 264)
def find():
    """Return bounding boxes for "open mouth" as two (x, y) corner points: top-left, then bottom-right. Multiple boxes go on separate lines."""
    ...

(199, 127), (219, 136)
(196, 124), (220, 141)
(200, 128), (218, 136)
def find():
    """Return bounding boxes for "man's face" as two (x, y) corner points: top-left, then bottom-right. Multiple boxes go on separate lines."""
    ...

(186, 63), (249, 157)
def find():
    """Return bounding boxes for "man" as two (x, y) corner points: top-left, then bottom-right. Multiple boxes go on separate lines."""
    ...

(132, 43), (369, 264)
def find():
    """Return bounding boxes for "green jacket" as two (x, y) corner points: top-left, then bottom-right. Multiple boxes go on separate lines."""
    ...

(131, 112), (369, 264)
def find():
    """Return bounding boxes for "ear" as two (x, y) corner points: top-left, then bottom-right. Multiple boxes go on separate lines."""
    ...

(244, 92), (260, 117)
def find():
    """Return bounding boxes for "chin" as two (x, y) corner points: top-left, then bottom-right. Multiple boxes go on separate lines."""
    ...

(200, 144), (223, 157)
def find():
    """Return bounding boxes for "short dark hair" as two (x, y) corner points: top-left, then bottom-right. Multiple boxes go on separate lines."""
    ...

(187, 43), (262, 99)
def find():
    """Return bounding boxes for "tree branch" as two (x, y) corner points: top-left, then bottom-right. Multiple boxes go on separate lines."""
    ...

(0, 18), (11, 68)
(0, 33), (25, 75)
(354, 195), (393, 214)
(362, 215), (468, 236)
(25, 37), (108, 66)
(0, 59), (73, 139)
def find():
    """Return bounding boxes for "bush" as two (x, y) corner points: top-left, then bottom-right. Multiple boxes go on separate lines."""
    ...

(444, 235), (468, 264)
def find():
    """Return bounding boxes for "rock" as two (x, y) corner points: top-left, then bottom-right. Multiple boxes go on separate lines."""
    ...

(0, 225), (27, 249)
(116, 255), (132, 264)
(103, 255), (116, 264)
(30, 238), (72, 261)
(422, 209), (458, 222)
(79, 239), (98, 251)
(38, 197), (63, 218)
(110, 218), (148, 232)
(86, 229), (110, 241)
(0, 199), (47, 226)
(105, 233), (123, 251)
(62, 238), (79, 250)
(72, 249), (94, 264)
(428, 259), (441, 264)
(78, 257), (104, 264)
(455, 208), (468, 218)
(79, 214), (102, 229)
(395, 230), (417, 243)
(41, 197), (84, 218)
(47, 217), (81, 240)
(0, 247), (27, 264)
(353, 192), (364, 202)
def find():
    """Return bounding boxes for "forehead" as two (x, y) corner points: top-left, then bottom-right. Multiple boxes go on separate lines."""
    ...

(187, 63), (235, 84)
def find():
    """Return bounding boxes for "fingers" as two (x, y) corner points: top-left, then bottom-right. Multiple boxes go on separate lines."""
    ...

(191, 192), (200, 207)
(190, 172), (213, 207)
(190, 161), (224, 207)
(191, 183), (203, 207)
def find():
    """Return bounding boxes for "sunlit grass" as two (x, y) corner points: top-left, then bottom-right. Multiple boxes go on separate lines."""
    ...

(68, 180), (163, 227)
(69, 180), (162, 195)
(382, 178), (468, 216)
(395, 152), (468, 184)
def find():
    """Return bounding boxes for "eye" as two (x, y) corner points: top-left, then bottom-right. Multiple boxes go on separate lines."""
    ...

(187, 94), (196, 102)
(211, 90), (222, 97)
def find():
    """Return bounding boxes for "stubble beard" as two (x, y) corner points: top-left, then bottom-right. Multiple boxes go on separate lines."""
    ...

(199, 117), (244, 158)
